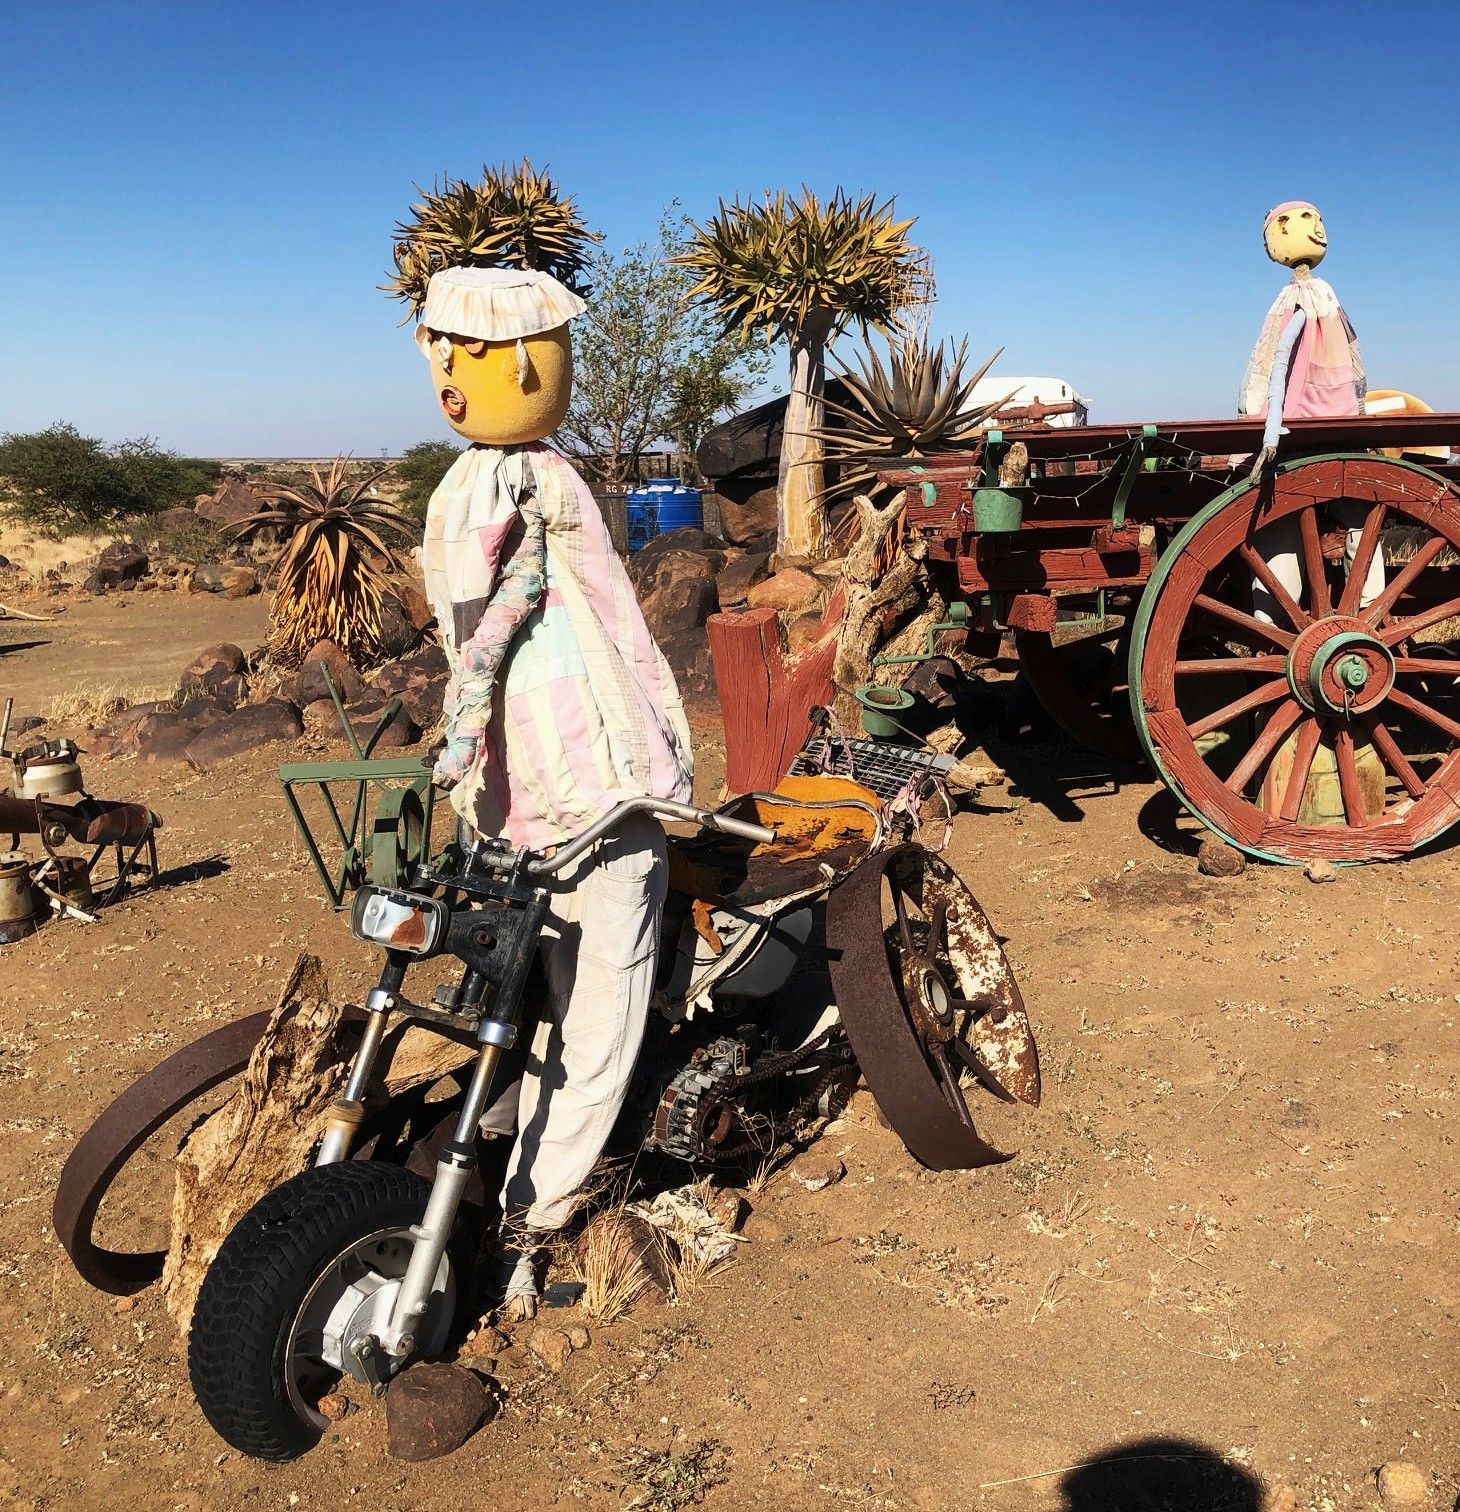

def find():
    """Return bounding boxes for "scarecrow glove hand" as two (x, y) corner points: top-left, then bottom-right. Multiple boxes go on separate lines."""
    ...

(1248, 444), (1278, 483)
(433, 725), (483, 790)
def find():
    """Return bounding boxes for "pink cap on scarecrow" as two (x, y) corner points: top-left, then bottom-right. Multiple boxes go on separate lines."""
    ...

(1265, 200), (1317, 228)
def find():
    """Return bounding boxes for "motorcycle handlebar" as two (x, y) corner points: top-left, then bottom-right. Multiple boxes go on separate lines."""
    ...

(524, 796), (775, 877)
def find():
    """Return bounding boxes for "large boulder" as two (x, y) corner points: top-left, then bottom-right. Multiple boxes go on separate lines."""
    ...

(184, 698), (303, 771)
(179, 644), (249, 708)
(195, 476), (263, 531)
(189, 563), (259, 598)
(154, 506), (200, 532)
(85, 541), (149, 592)
(340, 690), (419, 749)
(745, 566), (823, 615)
(290, 641), (365, 707)
(372, 643), (450, 729)
(659, 627), (716, 714)
(137, 711), (208, 765)
(714, 482), (780, 548)
(715, 551), (771, 609)
(631, 549), (720, 642)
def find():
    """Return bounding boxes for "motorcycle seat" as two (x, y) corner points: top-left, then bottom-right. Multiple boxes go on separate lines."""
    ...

(666, 775), (881, 910)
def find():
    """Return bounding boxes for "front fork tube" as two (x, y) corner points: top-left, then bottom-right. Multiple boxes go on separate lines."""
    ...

(380, 885), (549, 1359)
(315, 959), (408, 1168)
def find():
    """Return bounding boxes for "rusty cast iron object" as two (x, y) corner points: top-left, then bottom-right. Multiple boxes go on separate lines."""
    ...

(53, 1012), (272, 1293)
(826, 844), (1039, 1171)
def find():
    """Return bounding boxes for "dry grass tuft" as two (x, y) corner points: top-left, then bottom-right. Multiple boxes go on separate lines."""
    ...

(46, 682), (171, 729)
(577, 1212), (655, 1325)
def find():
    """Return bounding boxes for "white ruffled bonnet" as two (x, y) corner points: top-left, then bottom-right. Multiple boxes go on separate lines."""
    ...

(416, 266), (586, 344)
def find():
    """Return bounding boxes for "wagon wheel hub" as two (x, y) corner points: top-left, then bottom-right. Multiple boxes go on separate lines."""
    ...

(902, 954), (958, 1045)
(1288, 618), (1396, 716)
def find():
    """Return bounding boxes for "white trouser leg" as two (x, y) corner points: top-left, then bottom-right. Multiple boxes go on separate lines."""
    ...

(1331, 500), (1386, 610)
(498, 813), (667, 1234)
(1251, 518), (1304, 626)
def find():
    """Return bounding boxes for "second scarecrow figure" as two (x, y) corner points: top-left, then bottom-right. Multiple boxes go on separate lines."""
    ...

(1238, 200), (1382, 623)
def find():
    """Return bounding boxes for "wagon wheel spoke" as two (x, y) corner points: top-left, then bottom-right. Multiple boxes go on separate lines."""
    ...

(1174, 655), (1285, 676)
(1392, 656), (1460, 678)
(1381, 594), (1460, 647)
(1333, 726), (1373, 826)
(1187, 677), (1289, 741)
(945, 1034), (1018, 1106)
(929, 1046), (977, 1130)
(1238, 540), (1311, 630)
(1336, 502), (1386, 616)
(1385, 686), (1460, 744)
(1364, 534), (1448, 626)
(1278, 717), (1324, 823)
(889, 881), (917, 958)
(949, 993), (995, 1021)
(1298, 506), (1333, 618)
(925, 898), (949, 958)
(1359, 713), (1427, 799)
(1224, 698), (1304, 793)
(1193, 594), (1295, 650)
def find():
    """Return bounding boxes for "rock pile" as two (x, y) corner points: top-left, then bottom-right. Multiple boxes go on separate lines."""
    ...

(625, 526), (834, 716)
(85, 637), (449, 773)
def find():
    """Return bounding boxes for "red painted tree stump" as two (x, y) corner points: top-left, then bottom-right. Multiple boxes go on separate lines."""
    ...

(708, 596), (842, 794)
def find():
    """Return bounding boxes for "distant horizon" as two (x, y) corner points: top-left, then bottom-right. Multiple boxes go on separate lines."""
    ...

(3, 1), (1457, 456)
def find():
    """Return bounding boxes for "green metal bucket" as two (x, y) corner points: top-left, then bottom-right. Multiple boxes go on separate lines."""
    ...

(855, 684), (914, 739)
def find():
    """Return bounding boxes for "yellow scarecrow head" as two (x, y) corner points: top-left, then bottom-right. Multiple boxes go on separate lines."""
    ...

(1263, 201), (1328, 271)
(415, 266), (587, 446)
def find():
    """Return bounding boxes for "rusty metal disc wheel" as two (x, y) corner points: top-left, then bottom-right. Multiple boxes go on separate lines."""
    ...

(1130, 454), (1460, 863)
(1015, 608), (1142, 762)
(826, 844), (1040, 1171)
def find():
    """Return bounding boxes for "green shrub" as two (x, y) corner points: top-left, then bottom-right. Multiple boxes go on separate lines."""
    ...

(396, 439), (463, 520)
(107, 437), (217, 514)
(129, 515), (227, 565)
(0, 422), (219, 535)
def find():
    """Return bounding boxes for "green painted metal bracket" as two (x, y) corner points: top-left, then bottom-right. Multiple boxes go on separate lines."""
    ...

(1110, 424), (1159, 530)
(279, 671), (440, 909)
(871, 602), (973, 668)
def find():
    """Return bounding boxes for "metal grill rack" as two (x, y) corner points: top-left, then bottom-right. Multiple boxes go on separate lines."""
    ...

(789, 738), (955, 803)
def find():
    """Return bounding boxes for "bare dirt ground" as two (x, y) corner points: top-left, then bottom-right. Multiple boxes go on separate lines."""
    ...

(1, 591), (1456, 1512)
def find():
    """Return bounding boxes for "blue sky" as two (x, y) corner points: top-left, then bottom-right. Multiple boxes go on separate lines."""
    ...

(2, 0), (1456, 456)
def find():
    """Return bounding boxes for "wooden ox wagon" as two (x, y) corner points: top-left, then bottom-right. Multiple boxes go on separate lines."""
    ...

(879, 411), (1460, 864)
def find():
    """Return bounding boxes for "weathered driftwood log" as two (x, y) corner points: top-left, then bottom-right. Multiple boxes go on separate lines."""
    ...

(161, 953), (475, 1331)
(707, 598), (841, 794)
(833, 489), (1004, 796)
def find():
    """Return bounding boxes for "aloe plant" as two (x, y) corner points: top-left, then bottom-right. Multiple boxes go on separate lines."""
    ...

(385, 159), (601, 316)
(230, 459), (417, 668)
(818, 332), (1010, 501)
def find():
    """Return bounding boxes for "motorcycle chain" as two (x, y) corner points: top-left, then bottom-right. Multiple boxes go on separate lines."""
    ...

(687, 1026), (857, 1162)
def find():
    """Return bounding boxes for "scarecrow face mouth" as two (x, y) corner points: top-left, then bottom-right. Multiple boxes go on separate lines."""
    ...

(440, 386), (467, 421)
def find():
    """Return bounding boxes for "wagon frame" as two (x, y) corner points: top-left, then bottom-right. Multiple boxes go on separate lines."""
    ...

(879, 411), (1460, 863)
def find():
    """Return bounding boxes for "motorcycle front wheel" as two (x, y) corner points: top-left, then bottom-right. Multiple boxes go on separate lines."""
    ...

(188, 1161), (468, 1462)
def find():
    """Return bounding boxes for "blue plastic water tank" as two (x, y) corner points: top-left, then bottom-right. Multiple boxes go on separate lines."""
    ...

(625, 478), (703, 553)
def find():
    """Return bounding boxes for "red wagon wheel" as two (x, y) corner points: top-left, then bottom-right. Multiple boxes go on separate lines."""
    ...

(1015, 609), (1142, 762)
(1130, 454), (1460, 863)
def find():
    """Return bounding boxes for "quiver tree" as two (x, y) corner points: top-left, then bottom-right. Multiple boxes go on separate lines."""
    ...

(678, 189), (921, 559)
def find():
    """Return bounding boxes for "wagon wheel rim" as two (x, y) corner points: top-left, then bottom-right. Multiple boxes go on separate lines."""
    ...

(1129, 453), (1460, 864)
(1015, 610), (1144, 763)
(826, 845), (1040, 1171)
